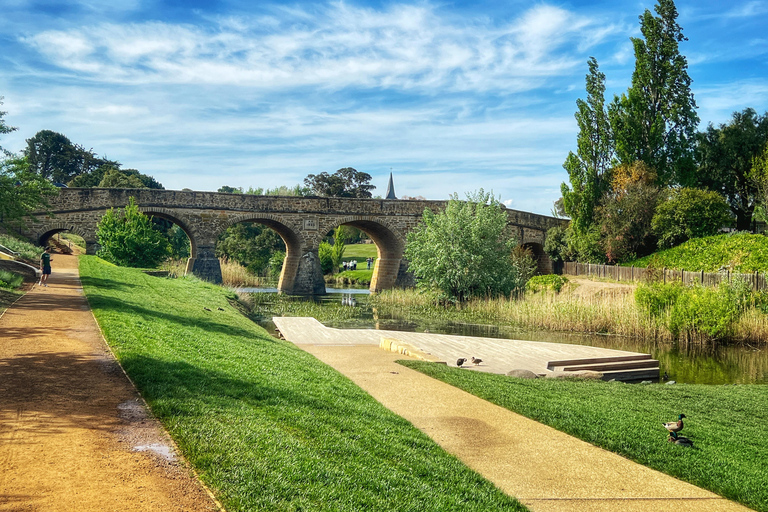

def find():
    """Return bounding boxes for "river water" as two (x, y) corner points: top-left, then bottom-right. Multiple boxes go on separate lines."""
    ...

(242, 287), (768, 385)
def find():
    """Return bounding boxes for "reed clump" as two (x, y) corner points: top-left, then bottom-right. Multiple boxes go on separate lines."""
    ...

(374, 280), (768, 345)
(219, 257), (273, 287)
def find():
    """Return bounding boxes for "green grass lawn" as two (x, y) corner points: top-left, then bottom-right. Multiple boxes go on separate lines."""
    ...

(399, 360), (768, 512)
(629, 233), (768, 272)
(79, 256), (526, 512)
(341, 243), (378, 262)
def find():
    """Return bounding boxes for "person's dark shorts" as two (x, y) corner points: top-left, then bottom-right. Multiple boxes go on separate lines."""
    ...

(42, 266), (51, 275)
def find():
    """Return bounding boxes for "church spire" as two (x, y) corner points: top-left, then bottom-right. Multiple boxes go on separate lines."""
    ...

(385, 172), (397, 200)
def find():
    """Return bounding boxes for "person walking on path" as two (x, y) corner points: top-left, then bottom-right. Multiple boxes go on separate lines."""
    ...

(39, 246), (52, 287)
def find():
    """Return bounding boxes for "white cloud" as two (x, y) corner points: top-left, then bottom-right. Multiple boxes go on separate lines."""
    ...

(20, 3), (620, 93)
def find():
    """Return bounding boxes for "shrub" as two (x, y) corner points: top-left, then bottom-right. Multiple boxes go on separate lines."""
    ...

(318, 242), (333, 274)
(0, 269), (24, 289)
(637, 280), (752, 340)
(405, 190), (533, 302)
(95, 197), (171, 268)
(652, 187), (733, 249)
(526, 274), (569, 293)
(635, 282), (683, 318)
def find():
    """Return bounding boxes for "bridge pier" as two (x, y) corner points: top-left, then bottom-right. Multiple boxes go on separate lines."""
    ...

(189, 247), (223, 284)
(278, 249), (325, 295)
(85, 241), (99, 255)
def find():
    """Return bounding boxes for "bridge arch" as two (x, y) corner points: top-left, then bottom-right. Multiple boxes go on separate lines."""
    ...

(319, 216), (410, 292)
(222, 214), (317, 294)
(35, 222), (92, 254)
(139, 207), (198, 258)
(522, 242), (550, 275)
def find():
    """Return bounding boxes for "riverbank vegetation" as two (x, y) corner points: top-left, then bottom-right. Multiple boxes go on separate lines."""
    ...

(79, 256), (526, 512)
(629, 232), (768, 272)
(400, 360), (768, 512)
(372, 279), (768, 344)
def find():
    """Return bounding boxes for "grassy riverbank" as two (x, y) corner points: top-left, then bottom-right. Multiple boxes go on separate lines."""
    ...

(78, 256), (525, 512)
(400, 361), (768, 512)
(372, 284), (768, 344)
(630, 233), (768, 272)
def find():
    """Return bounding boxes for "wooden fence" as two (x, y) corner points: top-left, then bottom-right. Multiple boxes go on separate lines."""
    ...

(563, 261), (768, 291)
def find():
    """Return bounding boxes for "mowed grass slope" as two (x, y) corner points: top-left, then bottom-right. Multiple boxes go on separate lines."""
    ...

(400, 361), (768, 512)
(79, 256), (525, 512)
(630, 233), (768, 272)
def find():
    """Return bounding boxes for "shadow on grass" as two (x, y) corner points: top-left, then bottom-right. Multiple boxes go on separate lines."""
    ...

(86, 293), (269, 341)
(79, 275), (138, 291)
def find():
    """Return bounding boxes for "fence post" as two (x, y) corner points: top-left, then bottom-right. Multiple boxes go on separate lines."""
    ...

(701, 269), (704, 285)
(663, 268), (666, 284)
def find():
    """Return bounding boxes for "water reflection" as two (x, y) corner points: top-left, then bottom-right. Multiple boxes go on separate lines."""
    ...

(247, 289), (768, 385)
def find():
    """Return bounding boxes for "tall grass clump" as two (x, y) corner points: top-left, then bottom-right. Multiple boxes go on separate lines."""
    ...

(219, 257), (274, 287)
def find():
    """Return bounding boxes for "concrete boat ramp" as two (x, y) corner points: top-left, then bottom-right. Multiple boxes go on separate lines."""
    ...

(273, 317), (659, 381)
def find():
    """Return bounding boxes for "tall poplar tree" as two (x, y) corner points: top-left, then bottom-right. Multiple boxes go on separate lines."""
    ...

(610, 0), (698, 186)
(561, 57), (613, 234)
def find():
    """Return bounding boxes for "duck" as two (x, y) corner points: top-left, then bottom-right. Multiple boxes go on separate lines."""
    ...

(663, 413), (686, 433)
(456, 358), (467, 367)
(471, 356), (483, 365)
(667, 432), (694, 447)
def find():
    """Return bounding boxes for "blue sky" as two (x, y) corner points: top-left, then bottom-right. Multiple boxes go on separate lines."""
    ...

(1, 0), (767, 214)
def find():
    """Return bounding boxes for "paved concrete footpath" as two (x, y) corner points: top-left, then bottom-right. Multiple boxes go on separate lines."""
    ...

(0, 254), (218, 512)
(294, 341), (753, 512)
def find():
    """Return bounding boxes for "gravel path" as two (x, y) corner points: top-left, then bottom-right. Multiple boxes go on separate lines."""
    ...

(0, 254), (220, 512)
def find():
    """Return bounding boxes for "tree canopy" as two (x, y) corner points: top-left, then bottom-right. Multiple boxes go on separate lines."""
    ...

(693, 108), (768, 231)
(95, 197), (171, 268)
(405, 190), (534, 302)
(304, 168), (375, 198)
(561, 57), (613, 234)
(0, 97), (16, 156)
(0, 157), (56, 224)
(609, 0), (698, 186)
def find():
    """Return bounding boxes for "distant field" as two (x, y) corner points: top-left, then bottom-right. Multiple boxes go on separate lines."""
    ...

(629, 233), (768, 272)
(341, 243), (378, 263)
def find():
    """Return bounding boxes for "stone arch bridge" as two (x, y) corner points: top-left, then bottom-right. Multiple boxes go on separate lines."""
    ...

(19, 188), (566, 294)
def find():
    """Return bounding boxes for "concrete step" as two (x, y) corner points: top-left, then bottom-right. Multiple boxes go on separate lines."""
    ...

(546, 354), (653, 371)
(554, 359), (660, 372)
(600, 367), (661, 382)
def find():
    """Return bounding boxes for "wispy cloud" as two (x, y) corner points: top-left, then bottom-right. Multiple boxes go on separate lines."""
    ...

(21, 3), (620, 93)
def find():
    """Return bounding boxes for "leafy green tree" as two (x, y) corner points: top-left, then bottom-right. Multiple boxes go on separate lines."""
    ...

(0, 96), (17, 156)
(652, 188), (732, 249)
(98, 168), (146, 188)
(597, 181), (660, 263)
(304, 168), (375, 198)
(561, 57), (613, 233)
(693, 108), (768, 231)
(405, 190), (532, 302)
(752, 142), (768, 224)
(318, 242), (334, 274)
(330, 226), (347, 273)
(609, 0), (698, 186)
(216, 223), (286, 275)
(0, 157), (56, 224)
(218, 185), (243, 194)
(96, 197), (171, 267)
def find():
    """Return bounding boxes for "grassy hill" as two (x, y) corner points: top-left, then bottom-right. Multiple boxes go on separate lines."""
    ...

(630, 233), (768, 272)
(79, 256), (525, 511)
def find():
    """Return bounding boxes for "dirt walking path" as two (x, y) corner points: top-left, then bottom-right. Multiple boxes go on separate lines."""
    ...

(0, 254), (219, 512)
(298, 343), (753, 512)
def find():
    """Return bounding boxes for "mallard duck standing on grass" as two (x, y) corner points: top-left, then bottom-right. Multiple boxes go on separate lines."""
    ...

(668, 432), (694, 447)
(663, 413), (686, 434)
